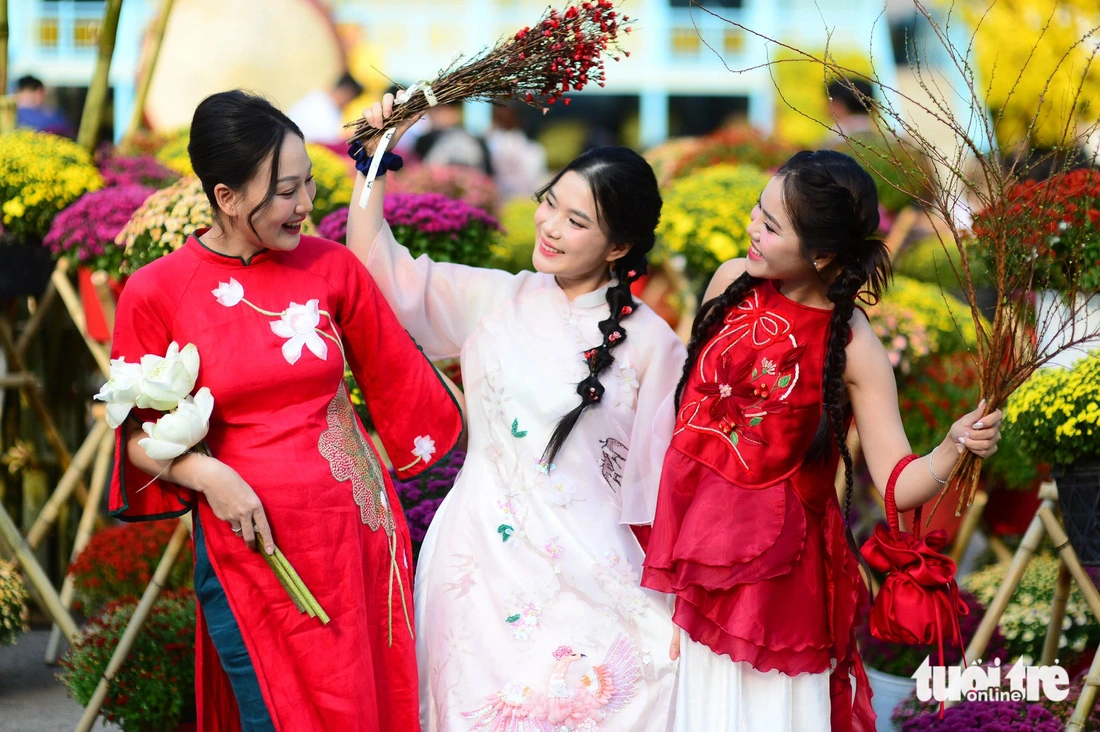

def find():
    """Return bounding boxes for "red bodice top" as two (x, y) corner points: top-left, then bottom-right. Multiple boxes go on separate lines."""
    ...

(641, 281), (876, 731)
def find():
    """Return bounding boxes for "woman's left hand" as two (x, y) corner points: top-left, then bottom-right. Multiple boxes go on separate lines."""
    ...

(947, 399), (1003, 458)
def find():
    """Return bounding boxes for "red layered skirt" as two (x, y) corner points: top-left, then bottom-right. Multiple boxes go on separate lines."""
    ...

(641, 448), (877, 732)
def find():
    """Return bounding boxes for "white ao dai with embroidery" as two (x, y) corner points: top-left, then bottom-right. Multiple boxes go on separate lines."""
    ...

(364, 224), (685, 732)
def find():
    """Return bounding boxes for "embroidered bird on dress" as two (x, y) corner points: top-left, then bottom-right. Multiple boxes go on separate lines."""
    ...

(461, 633), (641, 731)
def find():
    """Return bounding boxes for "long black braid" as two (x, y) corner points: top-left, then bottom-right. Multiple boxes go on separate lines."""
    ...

(542, 251), (647, 465)
(539, 147), (662, 467)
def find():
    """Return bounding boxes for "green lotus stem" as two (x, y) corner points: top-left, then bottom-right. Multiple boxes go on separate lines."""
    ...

(262, 550), (307, 614)
(274, 547), (330, 625)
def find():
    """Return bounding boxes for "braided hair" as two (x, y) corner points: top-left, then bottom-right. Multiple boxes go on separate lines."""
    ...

(676, 150), (890, 528)
(538, 147), (662, 467)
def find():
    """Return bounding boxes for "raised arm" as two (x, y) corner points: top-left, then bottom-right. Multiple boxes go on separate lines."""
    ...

(844, 309), (1002, 512)
(344, 96), (526, 360)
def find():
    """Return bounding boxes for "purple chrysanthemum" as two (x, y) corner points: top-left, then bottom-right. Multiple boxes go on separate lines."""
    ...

(44, 185), (154, 267)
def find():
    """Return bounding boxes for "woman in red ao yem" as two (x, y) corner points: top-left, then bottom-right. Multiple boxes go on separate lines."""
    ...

(105, 90), (462, 731)
(641, 150), (1003, 731)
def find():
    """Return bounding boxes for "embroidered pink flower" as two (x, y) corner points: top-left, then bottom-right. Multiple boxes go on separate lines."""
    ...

(412, 435), (437, 462)
(212, 277), (244, 307)
(545, 538), (564, 560)
(270, 299), (328, 365)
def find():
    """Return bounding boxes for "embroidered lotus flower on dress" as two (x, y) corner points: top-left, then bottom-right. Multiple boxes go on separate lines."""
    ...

(212, 278), (340, 366)
(271, 300), (329, 365)
(211, 277), (244, 307)
(412, 435), (437, 462)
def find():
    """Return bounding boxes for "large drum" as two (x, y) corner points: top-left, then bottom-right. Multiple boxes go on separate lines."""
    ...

(139, 0), (344, 130)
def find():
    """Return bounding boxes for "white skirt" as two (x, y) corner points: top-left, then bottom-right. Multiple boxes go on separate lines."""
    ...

(674, 630), (832, 732)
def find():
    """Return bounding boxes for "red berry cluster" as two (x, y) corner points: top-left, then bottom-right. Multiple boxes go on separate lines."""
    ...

(512, 1), (632, 107)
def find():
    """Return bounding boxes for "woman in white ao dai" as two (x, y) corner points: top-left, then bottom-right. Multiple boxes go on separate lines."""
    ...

(347, 108), (684, 732)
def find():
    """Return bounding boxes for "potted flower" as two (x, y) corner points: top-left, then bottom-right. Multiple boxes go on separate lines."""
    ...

(961, 553), (1100, 665)
(317, 193), (502, 267)
(1005, 349), (1100, 563)
(67, 520), (193, 614)
(665, 126), (797, 180)
(389, 163), (500, 213)
(859, 590), (1007, 729)
(59, 589), (196, 731)
(0, 129), (104, 297)
(44, 185), (155, 341)
(0, 558), (29, 648)
(96, 151), (181, 189)
(899, 700), (1060, 731)
(655, 162), (770, 290)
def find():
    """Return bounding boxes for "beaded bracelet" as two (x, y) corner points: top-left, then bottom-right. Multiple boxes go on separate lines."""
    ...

(928, 443), (948, 485)
(347, 140), (404, 177)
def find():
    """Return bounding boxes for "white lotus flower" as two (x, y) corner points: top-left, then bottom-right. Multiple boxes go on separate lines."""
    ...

(138, 388), (214, 460)
(94, 357), (145, 428)
(212, 277), (244, 307)
(270, 300), (328, 365)
(135, 342), (200, 412)
(412, 435), (436, 462)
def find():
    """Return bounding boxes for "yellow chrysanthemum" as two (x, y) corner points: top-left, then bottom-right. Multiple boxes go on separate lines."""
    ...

(0, 130), (103, 240)
(656, 163), (770, 285)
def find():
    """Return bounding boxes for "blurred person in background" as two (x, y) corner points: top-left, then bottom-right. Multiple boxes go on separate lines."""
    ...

(414, 101), (494, 175)
(287, 71), (364, 146)
(486, 102), (549, 200)
(825, 77), (875, 142)
(14, 75), (74, 137)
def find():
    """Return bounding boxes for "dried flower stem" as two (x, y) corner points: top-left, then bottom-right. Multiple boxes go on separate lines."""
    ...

(346, 1), (632, 146)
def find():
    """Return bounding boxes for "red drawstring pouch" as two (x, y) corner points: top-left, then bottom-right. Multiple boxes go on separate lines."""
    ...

(860, 454), (968, 669)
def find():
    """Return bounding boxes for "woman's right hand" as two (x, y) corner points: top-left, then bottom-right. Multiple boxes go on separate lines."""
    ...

(192, 458), (274, 555)
(360, 92), (423, 155)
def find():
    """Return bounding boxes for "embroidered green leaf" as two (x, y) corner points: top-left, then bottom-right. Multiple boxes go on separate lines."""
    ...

(729, 432), (739, 446)
(511, 419), (527, 438)
(751, 367), (758, 380)
(749, 417), (764, 427)
(777, 375), (792, 388)
(497, 524), (515, 542)
(505, 614), (521, 624)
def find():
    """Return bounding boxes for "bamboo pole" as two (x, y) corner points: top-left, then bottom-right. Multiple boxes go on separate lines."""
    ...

(0, 315), (94, 509)
(0, 0), (8, 97)
(51, 260), (111, 377)
(1040, 560), (1072, 667)
(949, 487), (987, 565)
(76, 516), (191, 732)
(45, 427), (113, 663)
(1038, 502), (1100, 620)
(963, 505), (1048, 664)
(0, 501), (80, 641)
(15, 278), (59, 358)
(25, 419), (109, 550)
(1067, 646), (1100, 732)
(125, 0), (175, 140)
(76, 0), (123, 152)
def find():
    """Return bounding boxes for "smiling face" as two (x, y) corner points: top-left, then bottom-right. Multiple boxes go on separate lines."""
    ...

(532, 170), (630, 291)
(745, 175), (820, 281)
(215, 132), (316, 253)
